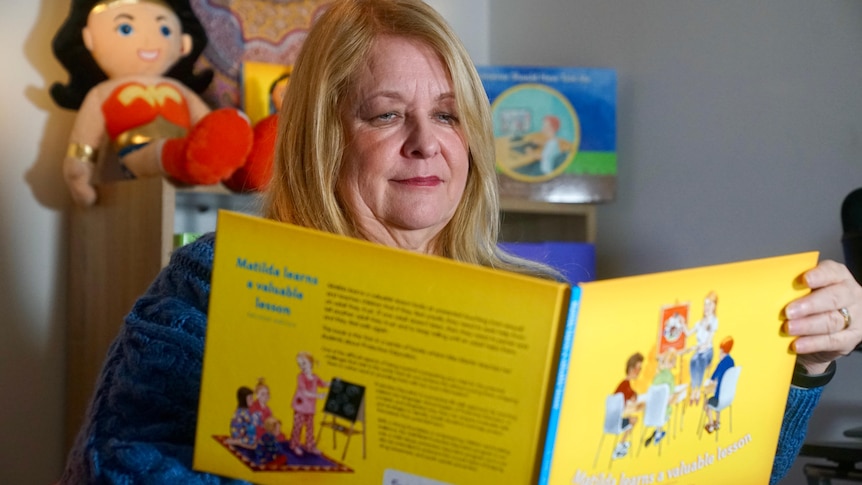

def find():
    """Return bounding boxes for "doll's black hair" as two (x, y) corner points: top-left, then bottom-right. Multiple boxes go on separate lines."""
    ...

(50, 0), (213, 110)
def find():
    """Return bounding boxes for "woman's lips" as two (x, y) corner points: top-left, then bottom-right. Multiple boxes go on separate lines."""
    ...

(394, 176), (442, 187)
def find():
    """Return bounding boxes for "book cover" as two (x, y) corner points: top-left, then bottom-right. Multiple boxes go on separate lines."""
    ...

(476, 66), (617, 204)
(241, 60), (293, 125)
(194, 211), (816, 484)
(539, 251), (818, 485)
(193, 211), (572, 484)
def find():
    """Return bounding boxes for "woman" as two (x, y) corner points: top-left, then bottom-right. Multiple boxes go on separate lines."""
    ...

(685, 290), (719, 406)
(60, 0), (862, 483)
(288, 351), (328, 457)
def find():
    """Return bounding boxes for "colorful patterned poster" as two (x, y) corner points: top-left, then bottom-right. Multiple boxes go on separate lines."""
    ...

(191, 0), (332, 109)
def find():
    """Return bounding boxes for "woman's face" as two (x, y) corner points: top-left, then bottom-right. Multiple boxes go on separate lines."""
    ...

(83, 2), (191, 78)
(338, 36), (469, 253)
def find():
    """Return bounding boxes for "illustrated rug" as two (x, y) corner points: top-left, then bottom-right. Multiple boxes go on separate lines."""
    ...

(213, 435), (353, 473)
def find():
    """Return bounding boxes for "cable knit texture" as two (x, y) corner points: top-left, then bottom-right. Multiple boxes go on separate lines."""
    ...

(61, 233), (820, 483)
(770, 386), (823, 484)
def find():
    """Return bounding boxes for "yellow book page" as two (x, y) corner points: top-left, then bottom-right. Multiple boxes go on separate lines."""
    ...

(241, 61), (292, 124)
(193, 211), (571, 484)
(541, 251), (818, 485)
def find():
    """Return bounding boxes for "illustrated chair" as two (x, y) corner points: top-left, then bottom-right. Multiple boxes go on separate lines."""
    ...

(593, 392), (633, 468)
(698, 366), (741, 442)
(637, 384), (671, 457)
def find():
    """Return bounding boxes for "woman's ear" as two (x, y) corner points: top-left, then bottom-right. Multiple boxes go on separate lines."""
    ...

(82, 27), (94, 52)
(181, 33), (192, 56)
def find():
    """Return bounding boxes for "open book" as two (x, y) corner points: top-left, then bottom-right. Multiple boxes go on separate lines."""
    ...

(193, 210), (817, 484)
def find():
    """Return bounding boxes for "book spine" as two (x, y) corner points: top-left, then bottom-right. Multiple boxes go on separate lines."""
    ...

(538, 286), (583, 485)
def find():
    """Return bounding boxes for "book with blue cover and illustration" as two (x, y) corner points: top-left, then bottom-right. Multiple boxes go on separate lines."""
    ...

(193, 210), (816, 484)
(477, 65), (617, 204)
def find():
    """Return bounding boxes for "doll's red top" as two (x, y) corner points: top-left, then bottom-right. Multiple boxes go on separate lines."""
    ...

(102, 81), (192, 141)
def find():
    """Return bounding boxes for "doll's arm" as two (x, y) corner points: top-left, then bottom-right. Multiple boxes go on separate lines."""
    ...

(63, 87), (107, 206)
(180, 83), (214, 124)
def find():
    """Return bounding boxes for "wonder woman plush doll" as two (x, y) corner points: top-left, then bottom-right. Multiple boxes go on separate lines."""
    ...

(51, 0), (259, 206)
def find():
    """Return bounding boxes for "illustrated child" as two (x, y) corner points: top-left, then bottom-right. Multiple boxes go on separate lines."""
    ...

(703, 336), (735, 434)
(50, 0), (255, 206)
(612, 352), (644, 459)
(226, 386), (258, 449)
(684, 291), (719, 406)
(645, 349), (677, 446)
(250, 377), (283, 441)
(538, 115), (562, 174)
(256, 416), (287, 465)
(289, 351), (329, 456)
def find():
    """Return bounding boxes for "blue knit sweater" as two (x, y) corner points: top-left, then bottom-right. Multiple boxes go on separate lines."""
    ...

(61, 233), (821, 484)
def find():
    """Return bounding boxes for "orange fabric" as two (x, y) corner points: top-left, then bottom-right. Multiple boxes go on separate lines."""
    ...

(102, 82), (191, 140)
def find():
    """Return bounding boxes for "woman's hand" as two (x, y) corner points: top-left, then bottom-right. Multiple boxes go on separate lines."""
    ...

(784, 260), (862, 374)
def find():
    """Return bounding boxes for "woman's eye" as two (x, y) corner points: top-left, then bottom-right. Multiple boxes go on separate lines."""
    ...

(117, 23), (134, 36)
(160, 25), (172, 38)
(436, 112), (458, 124)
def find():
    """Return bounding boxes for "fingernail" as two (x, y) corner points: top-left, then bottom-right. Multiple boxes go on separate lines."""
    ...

(792, 339), (806, 353)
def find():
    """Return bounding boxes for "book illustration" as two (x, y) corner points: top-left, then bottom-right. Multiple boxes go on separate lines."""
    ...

(542, 268), (797, 485)
(319, 378), (367, 461)
(491, 83), (580, 182)
(477, 66), (617, 203)
(213, 362), (358, 474)
(593, 294), (740, 466)
(241, 61), (293, 124)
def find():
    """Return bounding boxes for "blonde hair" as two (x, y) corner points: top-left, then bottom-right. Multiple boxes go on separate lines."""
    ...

(263, 0), (559, 279)
(297, 351), (314, 367)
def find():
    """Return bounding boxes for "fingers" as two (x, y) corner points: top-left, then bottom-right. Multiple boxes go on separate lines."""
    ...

(785, 261), (861, 322)
(802, 259), (855, 290)
(786, 307), (852, 337)
(785, 260), (862, 359)
(789, 309), (862, 357)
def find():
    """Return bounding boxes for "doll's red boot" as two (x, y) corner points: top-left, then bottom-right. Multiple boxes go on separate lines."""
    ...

(223, 113), (278, 193)
(162, 108), (253, 185)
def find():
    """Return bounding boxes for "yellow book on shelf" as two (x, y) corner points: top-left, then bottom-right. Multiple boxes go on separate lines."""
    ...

(193, 210), (818, 484)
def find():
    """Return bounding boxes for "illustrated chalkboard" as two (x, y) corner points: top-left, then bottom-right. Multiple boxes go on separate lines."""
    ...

(323, 378), (365, 423)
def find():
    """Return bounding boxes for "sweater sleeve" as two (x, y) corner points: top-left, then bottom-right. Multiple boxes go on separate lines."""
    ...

(61, 234), (251, 484)
(769, 385), (823, 485)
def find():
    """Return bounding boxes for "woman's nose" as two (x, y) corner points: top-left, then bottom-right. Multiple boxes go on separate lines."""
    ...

(403, 117), (440, 159)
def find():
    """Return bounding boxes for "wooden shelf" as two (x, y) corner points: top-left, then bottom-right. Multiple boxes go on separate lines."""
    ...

(501, 198), (596, 243)
(65, 177), (176, 450)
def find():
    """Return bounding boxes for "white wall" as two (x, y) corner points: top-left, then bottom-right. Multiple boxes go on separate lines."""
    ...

(425, 0), (490, 65)
(488, 1), (862, 484)
(0, 0), (71, 483)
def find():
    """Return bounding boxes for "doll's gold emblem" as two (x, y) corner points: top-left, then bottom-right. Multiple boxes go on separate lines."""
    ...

(118, 83), (183, 107)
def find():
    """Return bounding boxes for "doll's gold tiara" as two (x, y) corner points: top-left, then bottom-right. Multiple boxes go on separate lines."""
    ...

(91, 0), (172, 15)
